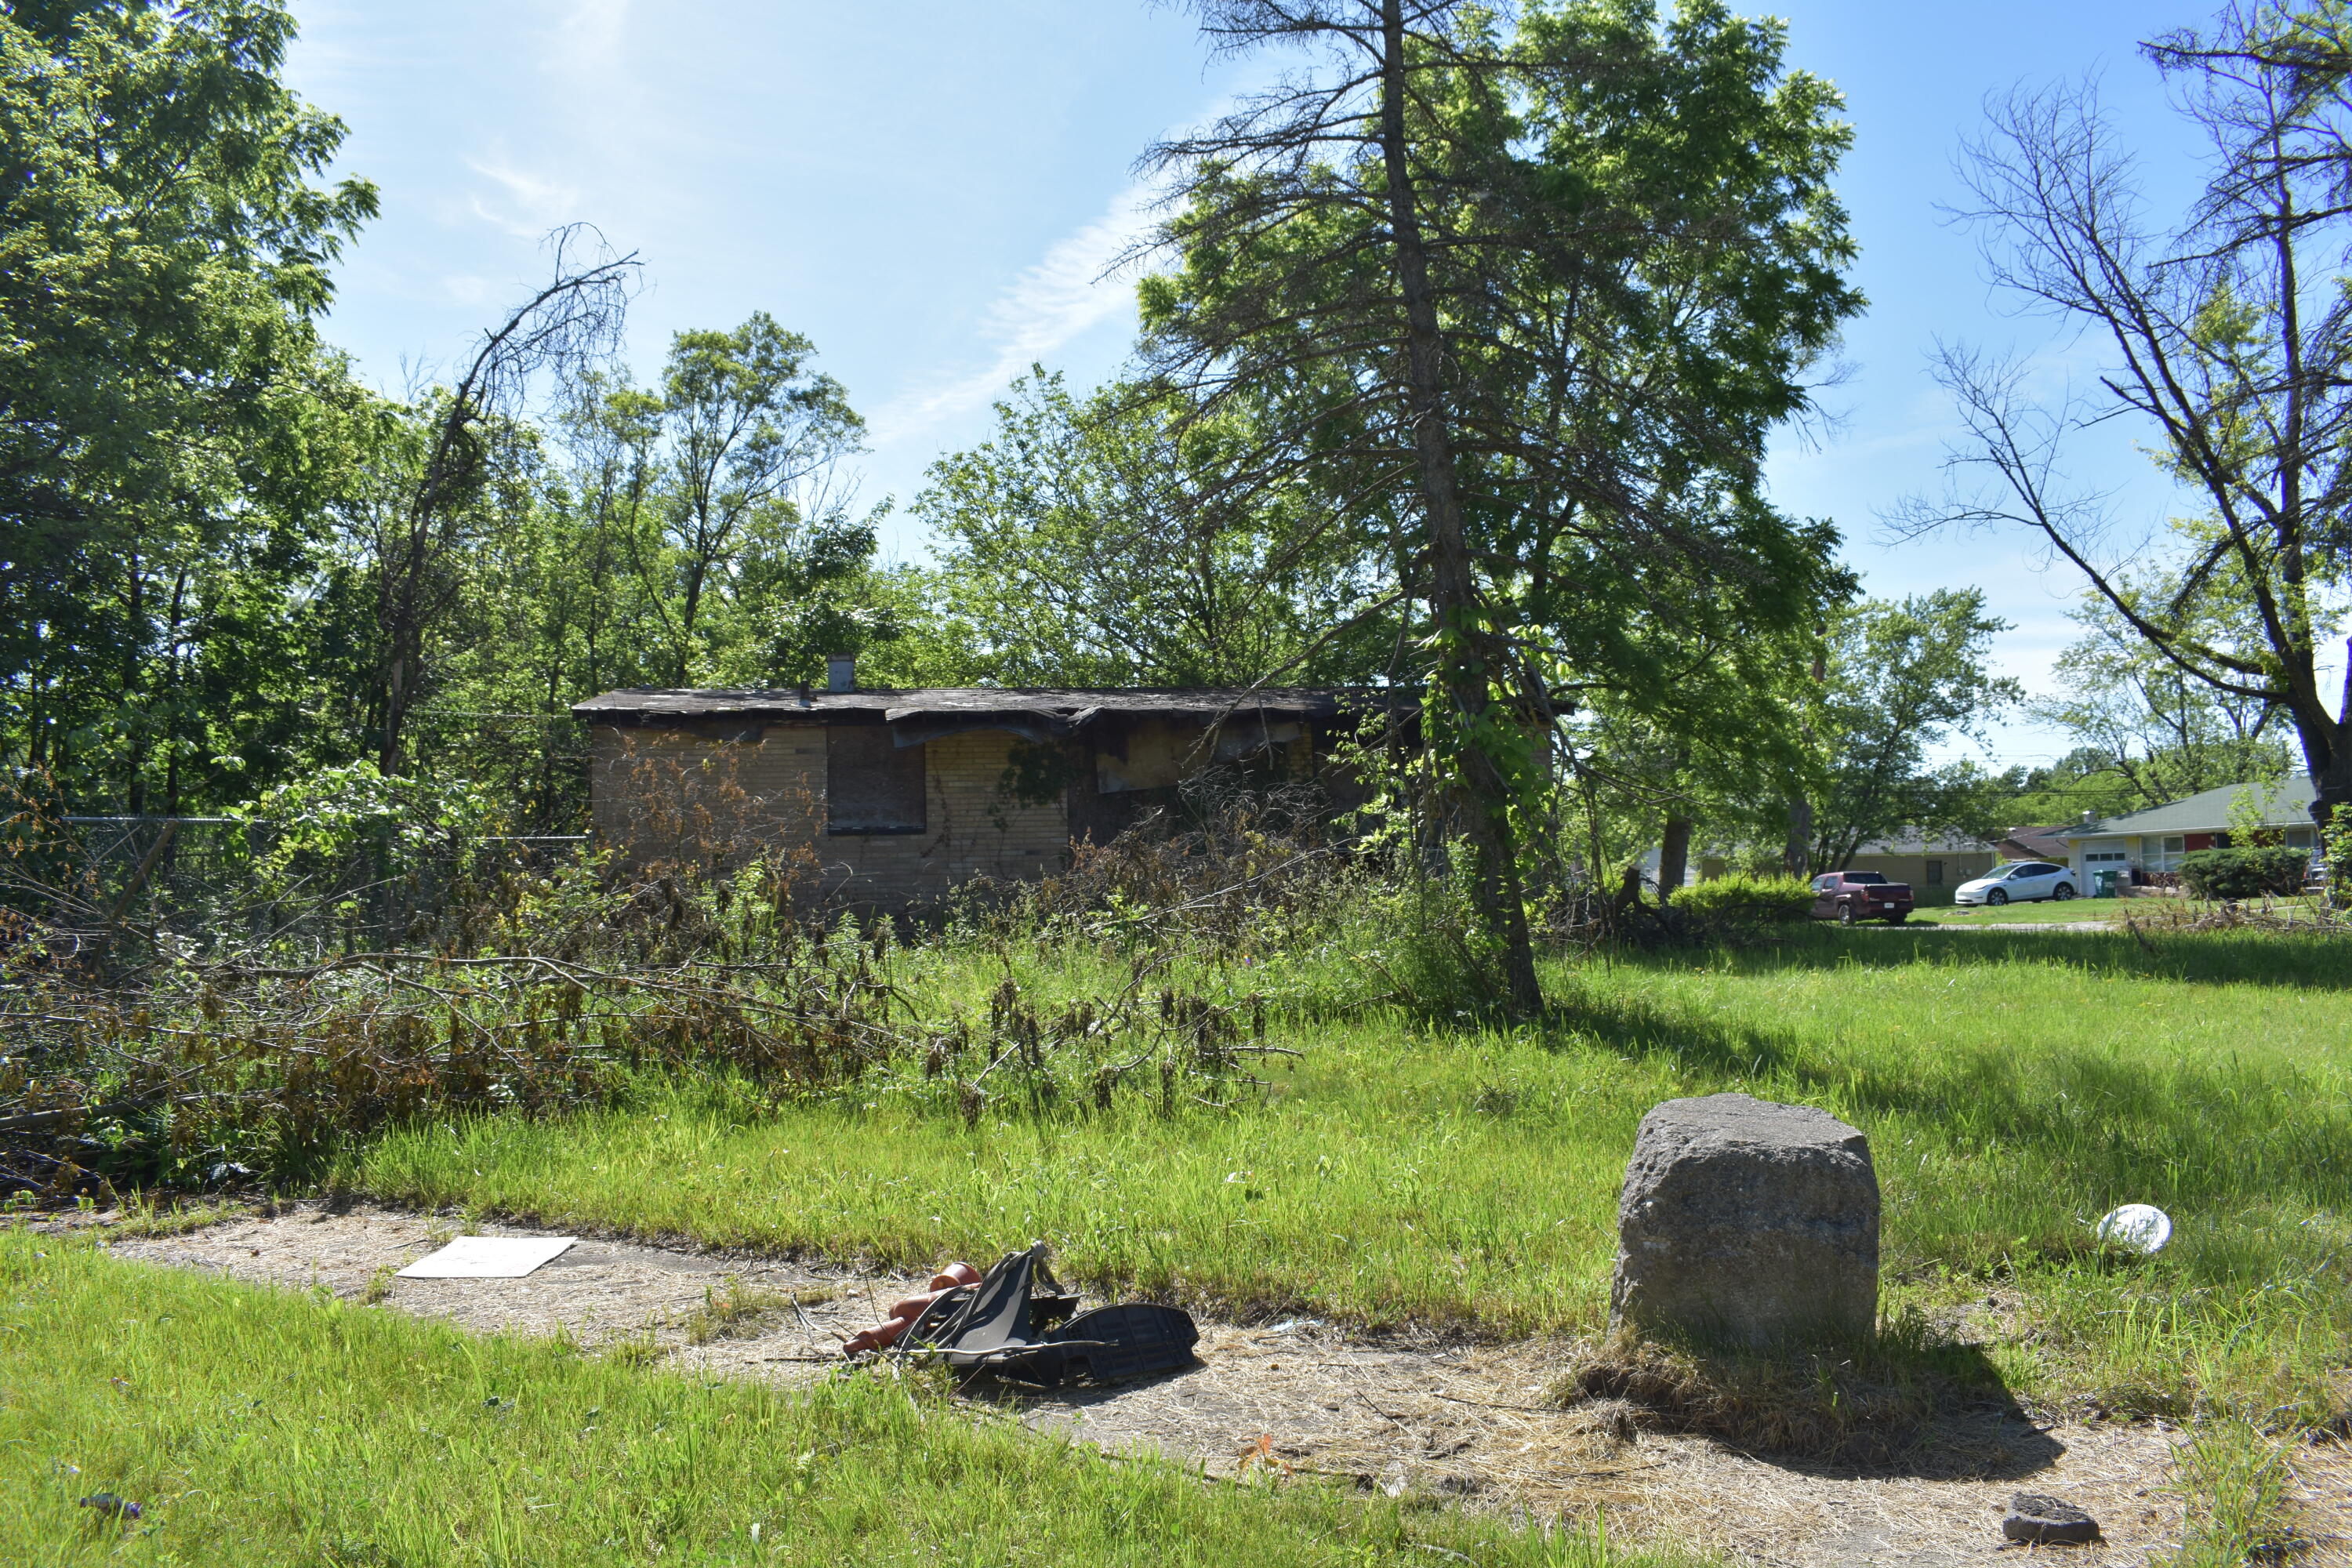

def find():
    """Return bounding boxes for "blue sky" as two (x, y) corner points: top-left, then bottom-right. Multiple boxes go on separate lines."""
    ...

(285, 0), (2223, 768)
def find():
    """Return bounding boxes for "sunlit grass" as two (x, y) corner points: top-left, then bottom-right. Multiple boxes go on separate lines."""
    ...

(353, 925), (2352, 1429)
(0, 1231), (1684, 1566)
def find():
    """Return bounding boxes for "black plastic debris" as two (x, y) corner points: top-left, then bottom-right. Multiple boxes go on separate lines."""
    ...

(2003, 1493), (2100, 1545)
(892, 1242), (1196, 1386)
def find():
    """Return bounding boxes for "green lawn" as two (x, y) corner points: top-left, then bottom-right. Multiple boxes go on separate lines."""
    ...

(1902, 895), (2120, 924)
(1909, 894), (2333, 927)
(350, 925), (2352, 1429)
(0, 1230), (1672, 1567)
(18, 922), (2343, 1563)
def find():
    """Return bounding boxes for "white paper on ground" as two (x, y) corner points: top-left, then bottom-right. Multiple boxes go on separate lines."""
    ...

(396, 1235), (578, 1279)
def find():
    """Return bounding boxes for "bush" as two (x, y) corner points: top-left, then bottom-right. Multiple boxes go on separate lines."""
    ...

(2178, 846), (2307, 900)
(1673, 873), (1816, 924)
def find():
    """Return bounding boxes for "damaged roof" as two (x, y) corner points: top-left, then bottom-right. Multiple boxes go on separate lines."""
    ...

(572, 685), (1402, 732)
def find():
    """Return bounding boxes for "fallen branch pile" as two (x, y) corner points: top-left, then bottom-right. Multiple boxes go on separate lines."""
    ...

(1, 908), (1279, 1200)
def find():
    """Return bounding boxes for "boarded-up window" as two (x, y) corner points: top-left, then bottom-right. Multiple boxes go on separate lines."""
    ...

(827, 727), (926, 833)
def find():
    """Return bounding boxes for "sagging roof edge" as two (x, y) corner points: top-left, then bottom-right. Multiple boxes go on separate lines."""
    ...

(571, 685), (1410, 731)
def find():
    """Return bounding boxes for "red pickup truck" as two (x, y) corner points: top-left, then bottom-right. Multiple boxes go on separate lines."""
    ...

(1810, 870), (1914, 925)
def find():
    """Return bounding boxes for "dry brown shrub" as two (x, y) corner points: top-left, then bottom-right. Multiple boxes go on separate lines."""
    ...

(2120, 898), (2352, 937)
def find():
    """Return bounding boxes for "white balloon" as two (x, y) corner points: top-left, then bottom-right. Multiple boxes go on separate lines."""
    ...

(2096, 1203), (2172, 1254)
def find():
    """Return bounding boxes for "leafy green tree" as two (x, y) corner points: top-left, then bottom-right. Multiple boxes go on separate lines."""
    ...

(1544, 592), (1842, 902)
(1143, 0), (1860, 1005)
(1791, 590), (2024, 871)
(2002, 747), (2151, 824)
(913, 371), (1397, 687)
(699, 507), (910, 689)
(646, 314), (865, 684)
(539, 369), (677, 697)
(0, 0), (378, 811)
(529, 318), (884, 696)
(2026, 580), (2291, 811)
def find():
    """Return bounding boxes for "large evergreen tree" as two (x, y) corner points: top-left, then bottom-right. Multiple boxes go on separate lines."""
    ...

(1141, 0), (1860, 1006)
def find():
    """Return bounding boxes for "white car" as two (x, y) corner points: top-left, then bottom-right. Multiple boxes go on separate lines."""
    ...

(1954, 860), (2078, 907)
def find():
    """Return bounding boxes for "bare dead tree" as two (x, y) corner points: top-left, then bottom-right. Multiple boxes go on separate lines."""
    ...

(363, 226), (639, 774)
(1896, 5), (2352, 825)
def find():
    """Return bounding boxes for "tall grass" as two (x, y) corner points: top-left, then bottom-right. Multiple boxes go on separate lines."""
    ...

(357, 925), (2352, 1429)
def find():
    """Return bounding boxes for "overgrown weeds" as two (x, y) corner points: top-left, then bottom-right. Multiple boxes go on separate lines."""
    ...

(103, 1195), (241, 1240)
(2121, 896), (2352, 936)
(956, 778), (1362, 960)
(0, 834), (1283, 1199)
(2165, 1421), (2303, 1566)
(681, 1276), (813, 1345)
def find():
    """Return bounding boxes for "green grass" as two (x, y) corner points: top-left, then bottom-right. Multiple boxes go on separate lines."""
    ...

(350, 925), (2352, 1432)
(1904, 896), (2118, 924)
(0, 1230), (1686, 1567)
(1911, 893), (2336, 927)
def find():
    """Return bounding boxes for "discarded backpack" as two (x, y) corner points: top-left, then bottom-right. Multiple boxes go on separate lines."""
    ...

(891, 1242), (1197, 1386)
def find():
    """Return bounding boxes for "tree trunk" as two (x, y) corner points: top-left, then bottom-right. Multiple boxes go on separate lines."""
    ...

(1658, 815), (1694, 903)
(1783, 797), (1811, 876)
(1377, 0), (1541, 1013)
(2290, 643), (2351, 837)
(123, 545), (145, 815)
(379, 647), (409, 776)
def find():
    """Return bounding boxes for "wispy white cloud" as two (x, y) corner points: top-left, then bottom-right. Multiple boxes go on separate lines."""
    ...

(546, 0), (630, 79)
(463, 151), (584, 240)
(869, 181), (1160, 446)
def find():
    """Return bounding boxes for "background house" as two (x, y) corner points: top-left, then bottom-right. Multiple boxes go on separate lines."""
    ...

(1844, 829), (1999, 892)
(575, 670), (1383, 910)
(2062, 775), (2318, 891)
(1995, 825), (2072, 863)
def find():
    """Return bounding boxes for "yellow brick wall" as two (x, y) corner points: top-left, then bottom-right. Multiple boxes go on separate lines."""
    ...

(588, 723), (1069, 909)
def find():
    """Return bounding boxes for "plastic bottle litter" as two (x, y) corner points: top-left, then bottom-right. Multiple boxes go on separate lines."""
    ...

(2096, 1203), (2172, 1254)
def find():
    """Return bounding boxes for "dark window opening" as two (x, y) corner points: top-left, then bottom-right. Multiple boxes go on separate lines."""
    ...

(828, 727), (926, 834)
(1926, 860), (1944, 885)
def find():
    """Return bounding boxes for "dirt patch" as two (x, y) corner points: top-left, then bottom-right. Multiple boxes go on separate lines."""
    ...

(2285, 1440), (2352, 1566)
(99, 1202), (2188, 1566)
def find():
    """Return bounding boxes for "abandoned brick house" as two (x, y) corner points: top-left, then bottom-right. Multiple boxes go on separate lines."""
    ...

(573, 660), (1385, 909)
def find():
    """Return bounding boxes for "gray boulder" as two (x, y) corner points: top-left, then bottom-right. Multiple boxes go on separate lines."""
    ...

(1610, 1093), (1878, 1348)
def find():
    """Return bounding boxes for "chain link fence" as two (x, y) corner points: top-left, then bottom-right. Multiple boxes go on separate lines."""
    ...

(9, 817), (587, 960)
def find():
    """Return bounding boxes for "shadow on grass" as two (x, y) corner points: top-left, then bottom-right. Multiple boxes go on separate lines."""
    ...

(1559, 1326), (2064, 1482)
(1528, 972), (2349, 1244)
(1626, 923), (2352, 990)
